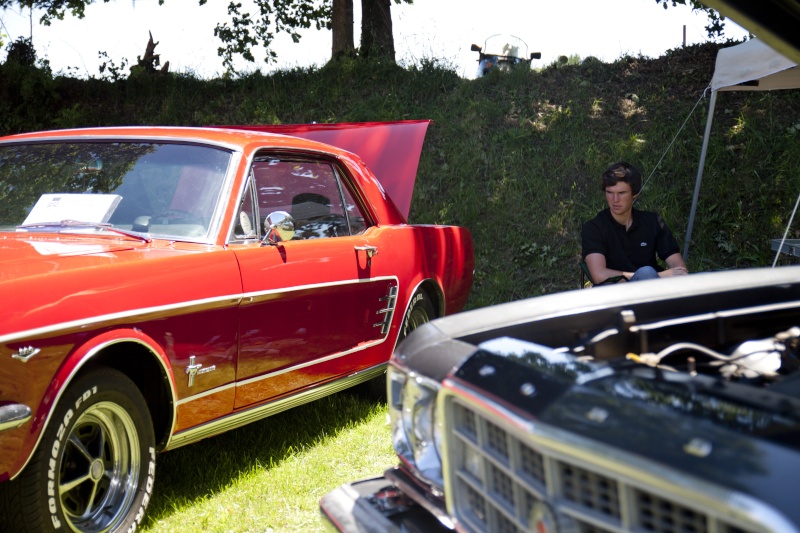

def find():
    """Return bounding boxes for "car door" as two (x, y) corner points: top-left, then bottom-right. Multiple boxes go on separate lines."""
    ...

(231, 154), (398, 408)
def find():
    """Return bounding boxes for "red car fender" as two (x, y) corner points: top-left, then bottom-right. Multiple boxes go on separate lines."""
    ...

(404, 225), (475, 317)
(390, 224), (475, 347)
(6, 328), (177, 481)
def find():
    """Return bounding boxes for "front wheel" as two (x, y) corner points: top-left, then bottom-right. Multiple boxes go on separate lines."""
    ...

(0, 368), (156, 533)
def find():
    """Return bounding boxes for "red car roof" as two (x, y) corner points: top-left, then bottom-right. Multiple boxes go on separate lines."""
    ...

(220, 120), (431, 219)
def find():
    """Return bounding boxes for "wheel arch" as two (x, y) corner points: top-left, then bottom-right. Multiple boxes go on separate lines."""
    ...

(411, 278), (445, 319)
(81, 338), (176, 450)
(32, 331), (176, 471)
(8, 330), (175, 482)
(395, 278), (444, 338)
(388, 279), (442, 354)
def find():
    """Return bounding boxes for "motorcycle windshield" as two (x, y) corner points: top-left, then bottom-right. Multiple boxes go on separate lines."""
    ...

(482, 34), (528, 59)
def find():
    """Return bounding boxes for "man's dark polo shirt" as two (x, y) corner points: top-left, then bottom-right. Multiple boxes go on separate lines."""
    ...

(581, 208), (680, 272)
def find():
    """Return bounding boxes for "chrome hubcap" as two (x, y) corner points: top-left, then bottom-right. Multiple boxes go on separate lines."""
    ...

(58, 401), (140, 532)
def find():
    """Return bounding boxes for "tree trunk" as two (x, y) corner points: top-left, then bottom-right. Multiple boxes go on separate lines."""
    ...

(360, 0), (394, 61)
(331, 0), (355, 59)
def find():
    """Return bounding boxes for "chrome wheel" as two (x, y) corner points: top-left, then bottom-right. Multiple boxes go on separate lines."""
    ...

(1, 368), (156, 533)
(59, 401), (140, 532)
(399, 290), (436, 342)
(404, 302), (431, 332)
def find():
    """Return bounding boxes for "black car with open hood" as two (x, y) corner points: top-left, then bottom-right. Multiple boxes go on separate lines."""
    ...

(321, 267), (800, 532)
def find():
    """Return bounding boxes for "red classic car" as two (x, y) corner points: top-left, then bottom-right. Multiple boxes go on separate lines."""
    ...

(0, 121), (474, 532)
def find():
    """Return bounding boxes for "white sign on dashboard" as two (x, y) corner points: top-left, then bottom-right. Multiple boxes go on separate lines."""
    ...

(23, 194), (123, 225)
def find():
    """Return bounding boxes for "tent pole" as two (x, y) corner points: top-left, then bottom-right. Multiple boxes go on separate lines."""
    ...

(684, 89), (718, 261)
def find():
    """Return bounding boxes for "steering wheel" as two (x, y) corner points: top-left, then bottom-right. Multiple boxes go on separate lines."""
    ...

(151, 209), (205, 226)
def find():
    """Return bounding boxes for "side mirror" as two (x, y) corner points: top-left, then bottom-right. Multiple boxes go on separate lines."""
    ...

(263, 211), (295, 245)
(470, 44), (481, 52)
(531, 52), (541, 60)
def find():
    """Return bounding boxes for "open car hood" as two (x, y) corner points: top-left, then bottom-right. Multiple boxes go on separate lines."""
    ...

(224, 120), (431, 220)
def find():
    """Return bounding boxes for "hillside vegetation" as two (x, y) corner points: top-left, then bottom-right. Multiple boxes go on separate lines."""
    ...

(3, 42), (800, 308)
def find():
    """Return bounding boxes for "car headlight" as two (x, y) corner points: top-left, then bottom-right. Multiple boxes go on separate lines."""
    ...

(387, 364), (443, 488)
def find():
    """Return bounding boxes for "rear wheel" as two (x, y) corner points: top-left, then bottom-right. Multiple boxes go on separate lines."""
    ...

(0, 368), (156, 533)
(398, 289), (435, 343)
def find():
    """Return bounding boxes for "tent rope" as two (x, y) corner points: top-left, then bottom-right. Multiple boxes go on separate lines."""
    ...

(772, 189), (800, 267)
(638, 91), (707, 197)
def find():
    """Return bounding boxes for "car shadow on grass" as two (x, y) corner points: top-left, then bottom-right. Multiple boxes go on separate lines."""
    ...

(141, 389), (385, 527)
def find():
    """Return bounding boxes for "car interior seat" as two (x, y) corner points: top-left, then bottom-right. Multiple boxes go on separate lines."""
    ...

(291, 193), (331, 239)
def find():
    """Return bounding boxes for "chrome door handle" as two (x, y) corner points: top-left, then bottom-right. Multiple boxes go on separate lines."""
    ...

(354, 245), (378, 258)
(355, 245), (378, 267)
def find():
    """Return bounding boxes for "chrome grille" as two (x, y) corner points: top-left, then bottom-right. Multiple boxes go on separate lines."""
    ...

(519, 443), (544, 484)
(487, 421), (509, 460)
(490, 464), (514, 506)
(442, 394), (768, 533)
(559, 462), (620, 520)
(465, 484), (488, 526)
(461, 405), (478, 440)
(635, 490), (706, 533)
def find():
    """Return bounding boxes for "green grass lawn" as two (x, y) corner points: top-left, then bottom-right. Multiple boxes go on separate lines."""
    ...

(141, 392), (394, 532)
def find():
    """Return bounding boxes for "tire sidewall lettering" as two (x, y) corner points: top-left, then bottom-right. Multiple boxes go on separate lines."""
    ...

(410, 293), (423, 307)
(403, 292), (426, 336)
(46, 385), (99, 530)
(74, 387), (95, 411)
(128, 446), (157, 533)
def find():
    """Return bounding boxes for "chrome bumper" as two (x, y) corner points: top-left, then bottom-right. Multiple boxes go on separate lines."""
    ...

(319, 472), (452, 533)
(0, 403), (31, 432)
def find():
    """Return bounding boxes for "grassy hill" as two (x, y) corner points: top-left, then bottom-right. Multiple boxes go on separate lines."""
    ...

(3, 41), (800, 309)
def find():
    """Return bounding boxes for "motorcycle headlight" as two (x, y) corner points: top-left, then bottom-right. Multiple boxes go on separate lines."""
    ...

(388, 364), (443, 488)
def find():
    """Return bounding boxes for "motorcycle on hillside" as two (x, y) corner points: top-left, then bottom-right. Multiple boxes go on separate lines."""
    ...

(471, 34), (541, 77)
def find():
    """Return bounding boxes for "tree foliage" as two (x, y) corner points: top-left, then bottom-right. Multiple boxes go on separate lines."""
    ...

(654, 0), (727, 38)
(204, 0), (331, 72)
(208, 0), (412, 73)
(5, 35), (36, 64)
(0, 0), (113, 26)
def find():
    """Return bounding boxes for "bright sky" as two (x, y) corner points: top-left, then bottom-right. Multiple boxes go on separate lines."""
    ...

(1, 0), (749, 79)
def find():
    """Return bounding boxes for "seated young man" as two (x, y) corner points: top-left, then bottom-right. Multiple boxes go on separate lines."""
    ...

(581, 161), (688, 283)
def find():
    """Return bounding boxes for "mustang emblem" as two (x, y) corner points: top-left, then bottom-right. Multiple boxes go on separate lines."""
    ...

(186, 355), (216, 387)
(12, 346), (41, 362)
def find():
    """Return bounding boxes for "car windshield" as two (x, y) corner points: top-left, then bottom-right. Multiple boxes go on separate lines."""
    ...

(0, 141), (232, 241)
(482, 34), (528, 58)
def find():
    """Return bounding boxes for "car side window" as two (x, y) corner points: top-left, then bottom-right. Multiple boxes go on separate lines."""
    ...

(232, 177), (258, 240)
(339, 176), (367, 235)
(241, 156), (369, 241)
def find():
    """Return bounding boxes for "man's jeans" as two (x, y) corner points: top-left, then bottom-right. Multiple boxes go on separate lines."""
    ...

(630, 266), (660, 282)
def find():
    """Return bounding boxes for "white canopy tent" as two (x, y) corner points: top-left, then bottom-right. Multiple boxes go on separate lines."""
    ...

(684, 38), (800, 259)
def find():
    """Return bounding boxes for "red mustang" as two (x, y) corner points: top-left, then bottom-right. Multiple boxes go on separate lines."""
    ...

(0, 122), (474, 532)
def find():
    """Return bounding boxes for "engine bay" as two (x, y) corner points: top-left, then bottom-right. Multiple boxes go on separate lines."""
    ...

(573, 300), (800, 387)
